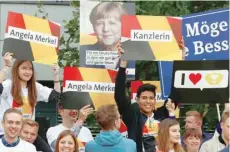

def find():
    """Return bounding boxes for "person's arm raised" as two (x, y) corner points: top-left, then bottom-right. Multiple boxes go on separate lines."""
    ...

(114, 44), (134, 126)
(71, 105), (94, 136)
(36, 64), (61, 103)
(0, 52), (13, 83)
(52, 64), (61, 93)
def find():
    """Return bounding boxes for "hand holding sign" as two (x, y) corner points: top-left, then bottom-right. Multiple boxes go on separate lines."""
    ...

(116, 41), (124, 57)
(3, 52), (13, 67)
(52, 63), (59, 76)
(178, 36), (187, 60)
(78, 105), (94, 122)
(166, 99), (176, 114)
(116, 41), (127, 68)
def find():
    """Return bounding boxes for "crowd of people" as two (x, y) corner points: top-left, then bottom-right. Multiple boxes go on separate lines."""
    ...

(0, 2), (229, 152)
(0, 51), (229, 152)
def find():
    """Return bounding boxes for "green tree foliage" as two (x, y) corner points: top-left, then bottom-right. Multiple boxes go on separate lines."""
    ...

(58, 1), (80, 67)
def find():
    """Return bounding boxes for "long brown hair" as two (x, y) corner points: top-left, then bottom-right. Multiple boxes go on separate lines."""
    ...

(157, 119), (184, 152)
(55, 130), (79, 152)
(11, 60), (37, 114)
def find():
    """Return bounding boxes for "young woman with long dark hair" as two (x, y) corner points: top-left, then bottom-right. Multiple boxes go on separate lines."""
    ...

(0, 52), (61, 136)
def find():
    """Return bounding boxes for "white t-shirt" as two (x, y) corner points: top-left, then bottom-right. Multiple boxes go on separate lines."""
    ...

(0, 79), (52, 135)
(0, 138), (37, 152)
(155, 146), (175, 152)
(47, 124), (94, 152)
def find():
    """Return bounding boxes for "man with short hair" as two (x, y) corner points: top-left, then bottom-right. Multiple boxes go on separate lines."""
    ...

(47, 92), (94, 152)
(85, 104), (136, 152)
(20, 119), (39, 144)
(185, 111), (212, 144)
(20, 119), (52, 152)
(115, 59), (176, 152)
(200, 111), (230, 152)
(0, 108), (36, 152)
(185, 111), (203, 129)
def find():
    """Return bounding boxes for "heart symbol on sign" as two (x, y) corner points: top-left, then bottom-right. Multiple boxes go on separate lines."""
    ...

(189, 73), (202, 85)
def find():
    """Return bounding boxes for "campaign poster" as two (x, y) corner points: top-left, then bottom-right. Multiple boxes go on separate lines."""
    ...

(159, 8), (229, 100)
(121, 15), (182, 61)
(79, 1), (136, 79)
(170, 60), (229, 104)
(3, 11), (60, 65)
(63, 66), (117, 110)
(183, 8), (229, 60)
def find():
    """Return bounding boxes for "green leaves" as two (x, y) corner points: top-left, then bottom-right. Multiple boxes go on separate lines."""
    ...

(136, 61), (159, 80)
(58, 2), (80, 67)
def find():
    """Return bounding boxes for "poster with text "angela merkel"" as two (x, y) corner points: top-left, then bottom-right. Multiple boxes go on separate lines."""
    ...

(3, 11), (60, 65)
(63, 66), (117, 110)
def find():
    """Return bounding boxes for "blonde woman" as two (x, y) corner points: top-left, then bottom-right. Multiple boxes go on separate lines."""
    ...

(157, 118), (184, 152)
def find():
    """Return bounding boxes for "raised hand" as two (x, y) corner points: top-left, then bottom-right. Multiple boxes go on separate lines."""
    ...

(179, 36), (185, 50)
(52, 63), (59, 76)
(166, 98), (176, 114)
(116, 41), (127, 68)
(78, 105), (94, 122)
(179, 36), (187, 60)
(3, 52), (13, 67)
(116, 40), (124, 57)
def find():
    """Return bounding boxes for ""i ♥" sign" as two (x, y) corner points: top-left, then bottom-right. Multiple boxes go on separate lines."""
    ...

(174, 70), (228, 90)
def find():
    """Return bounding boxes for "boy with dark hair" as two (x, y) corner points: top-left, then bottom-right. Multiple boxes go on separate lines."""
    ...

(115, 59), (176, 152)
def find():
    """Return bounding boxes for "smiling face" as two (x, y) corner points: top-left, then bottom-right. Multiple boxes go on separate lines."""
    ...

(184, 135), (201, 152)
(2, 113), (22, 140)
(137, 91), (156, 116)
(18, 61), (33, 82)
(169, 124), (181, 144)
(93, 11), (121, 49)
(221, 117), (230, 143)
(58, 135), (76, 152)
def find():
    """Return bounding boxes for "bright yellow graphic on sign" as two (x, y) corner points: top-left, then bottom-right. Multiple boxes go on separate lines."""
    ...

(205, 72), (223, 85)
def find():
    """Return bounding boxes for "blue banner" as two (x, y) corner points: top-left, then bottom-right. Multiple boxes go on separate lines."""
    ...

(159, 8), (229, 100)
(183, 8), (229, 60)
(158, 61), (174, 100)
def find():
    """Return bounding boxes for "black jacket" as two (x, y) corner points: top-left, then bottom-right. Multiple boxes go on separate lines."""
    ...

(34, 135), (52, 152)
(115, 67), (173, 152)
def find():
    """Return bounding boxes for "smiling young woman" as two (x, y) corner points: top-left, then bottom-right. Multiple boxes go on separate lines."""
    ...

(157, 119), (184, 152)
(0, 52), (61, 136)
(55, 130), (78, 152)
(183, 128), (202, 152)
